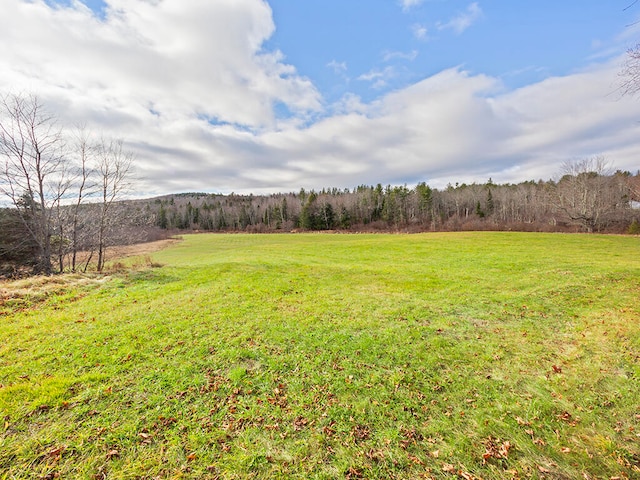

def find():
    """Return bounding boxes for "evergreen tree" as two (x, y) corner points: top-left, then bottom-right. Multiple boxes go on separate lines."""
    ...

(158, 205), (168, 229)
(486, 189), (495, 216)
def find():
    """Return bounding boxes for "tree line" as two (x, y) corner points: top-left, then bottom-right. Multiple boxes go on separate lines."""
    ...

(151, 157), (639, 235)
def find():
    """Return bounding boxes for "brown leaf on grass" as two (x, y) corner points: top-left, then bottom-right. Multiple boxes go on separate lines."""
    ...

(351, 424), (371, 442)
(459, 472), (479, 480)
(345, 466), (364, 479)
(266, 387), (288, 408)
(408, 454), (425, 466)
(106, 449), (119, 460)
(401, 427), (424, 445)
(322, 422), (336, 436)
(365, 449), (385, 462)
(293, 416), (309, 431)
(40, 472), (60, 480)
(482, 437), (512, 465)
(551, 365), (562, 374)
(46, 446), (65, 463)
(156, 415), (177, 428)
(443, 463), (456, 473)
(187, 453), (196, 461)
(560, 447), (571, 453)
(537, 465), (550, 473)
(557, 411), (578, 426)
(47, 446), (65, 456)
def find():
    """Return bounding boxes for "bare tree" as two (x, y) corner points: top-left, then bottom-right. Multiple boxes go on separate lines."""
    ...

(553, 157), (626, 232)
(95, 138), (134, 272)
(0, 94), (69, 274)
(620, 2), (640, 95)
(620, 45), (640, 96)
(69, 127), (97, 271)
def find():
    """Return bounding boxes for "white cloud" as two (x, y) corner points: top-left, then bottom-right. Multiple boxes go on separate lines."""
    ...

(1, 1), (638, 196)
(357, 67), (396, 90)
(411, 23), (428, 40)
(400, 0), (425, 12)
(242, 60), (639, 193)
(0, 0), (321, 131)
(437, 2), (483, 35)
(327, 60), (348, 74)
(383, 50), (419, 62)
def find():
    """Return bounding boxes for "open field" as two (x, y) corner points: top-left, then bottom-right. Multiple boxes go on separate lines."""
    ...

(0, 232), (639, 479)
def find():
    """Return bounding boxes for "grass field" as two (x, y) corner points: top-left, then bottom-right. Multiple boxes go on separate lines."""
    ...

(1, 232), (639, 479)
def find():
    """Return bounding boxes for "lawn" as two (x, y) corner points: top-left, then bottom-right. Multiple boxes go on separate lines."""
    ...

(0, 232), (638, 479)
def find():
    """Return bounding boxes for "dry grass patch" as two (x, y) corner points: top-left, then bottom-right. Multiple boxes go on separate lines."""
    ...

(0, 238), (179, 314)
(105, 237), (181, 260)
(0, 273), (107, 314)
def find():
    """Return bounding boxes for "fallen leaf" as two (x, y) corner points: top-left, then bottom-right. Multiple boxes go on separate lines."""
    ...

(106, 449), (119, 460)
(351, 424), (371, 442)
(442, 463), (456, 473)
(47, 446), (65, 459)
(482, 436), (513, 464)
(346, 466), (364, 479)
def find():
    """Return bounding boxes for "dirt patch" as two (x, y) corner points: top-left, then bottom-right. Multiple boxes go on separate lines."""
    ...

(106, 237), (181, 260)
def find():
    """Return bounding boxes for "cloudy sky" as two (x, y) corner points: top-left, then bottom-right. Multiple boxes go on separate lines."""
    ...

(1, 0), (639, 195)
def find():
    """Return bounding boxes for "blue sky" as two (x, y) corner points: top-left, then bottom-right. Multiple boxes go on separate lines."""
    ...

(266, 1), (630, 103)
(1, 1), (639, 195)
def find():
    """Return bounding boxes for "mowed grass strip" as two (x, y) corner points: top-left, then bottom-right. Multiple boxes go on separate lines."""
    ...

(0, 232), (638, 479)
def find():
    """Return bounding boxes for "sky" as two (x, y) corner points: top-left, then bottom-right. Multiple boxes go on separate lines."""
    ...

(1, 0), (640, 196)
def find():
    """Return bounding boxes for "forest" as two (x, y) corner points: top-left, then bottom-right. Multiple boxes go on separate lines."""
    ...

(149, 160), (640, 235)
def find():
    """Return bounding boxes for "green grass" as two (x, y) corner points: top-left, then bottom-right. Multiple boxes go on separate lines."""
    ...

(1, 232), (639, 479)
